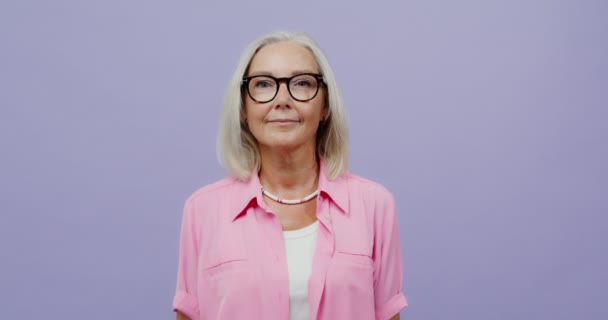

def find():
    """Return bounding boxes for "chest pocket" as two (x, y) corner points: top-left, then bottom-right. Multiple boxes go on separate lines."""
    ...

(334, 250), (373, 269)
(204, 255), (248, 278)
(196, 210), (266, 319)
(204, 260), (248, 301)
(326, 214), (375, 317)
(333, 219), (373, 270)
(200, 227), (252, 299)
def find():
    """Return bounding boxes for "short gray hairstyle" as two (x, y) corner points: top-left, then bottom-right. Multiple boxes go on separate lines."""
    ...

(217, 31), (349, 180)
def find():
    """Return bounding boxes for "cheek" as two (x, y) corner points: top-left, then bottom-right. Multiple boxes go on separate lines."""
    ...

(243, 103), (261, 122)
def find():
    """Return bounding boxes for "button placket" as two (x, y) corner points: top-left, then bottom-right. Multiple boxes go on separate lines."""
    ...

(308, 203), (335, 320)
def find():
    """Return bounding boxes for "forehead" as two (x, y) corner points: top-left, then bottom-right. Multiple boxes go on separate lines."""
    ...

(248, 42), (320, 76)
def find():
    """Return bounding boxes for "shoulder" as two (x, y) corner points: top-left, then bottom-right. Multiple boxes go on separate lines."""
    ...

(182, 176), (252, 217)
(341, 172), (398, 229)
(342, 172), (394, 203)
(185, 177), (243, 204)
(342, 174), (401, 244)
(180, 176), (249, 226)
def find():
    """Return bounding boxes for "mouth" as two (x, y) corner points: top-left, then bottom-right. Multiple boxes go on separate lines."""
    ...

(268, 119), (299, 124)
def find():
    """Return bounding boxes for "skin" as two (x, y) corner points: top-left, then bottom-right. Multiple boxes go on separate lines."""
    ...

(176, 41), (400, 320)
(243, 41), (327, 231)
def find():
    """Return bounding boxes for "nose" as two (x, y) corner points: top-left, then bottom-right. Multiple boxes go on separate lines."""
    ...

(273, 81), (292, 107)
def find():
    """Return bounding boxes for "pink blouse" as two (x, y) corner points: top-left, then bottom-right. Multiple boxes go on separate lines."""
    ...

(173, 162), (408, 319)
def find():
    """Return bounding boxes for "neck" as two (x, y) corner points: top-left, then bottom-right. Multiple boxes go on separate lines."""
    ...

(258, 145), (319, 198)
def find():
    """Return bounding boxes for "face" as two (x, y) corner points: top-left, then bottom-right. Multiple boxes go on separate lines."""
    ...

(243, 41), (327, 154)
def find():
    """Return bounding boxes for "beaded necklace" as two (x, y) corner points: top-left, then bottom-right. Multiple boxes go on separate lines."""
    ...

(261, 187), (319, 205)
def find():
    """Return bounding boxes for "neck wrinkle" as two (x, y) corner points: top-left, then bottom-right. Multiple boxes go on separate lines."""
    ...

(258, 150), (320, 199)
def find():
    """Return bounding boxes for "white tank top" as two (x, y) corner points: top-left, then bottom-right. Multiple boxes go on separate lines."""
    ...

(283, 221), (319, 320)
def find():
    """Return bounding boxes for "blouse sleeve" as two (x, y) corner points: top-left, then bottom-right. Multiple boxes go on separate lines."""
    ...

(172, 198), (201, 320)
(373, 191), (408, 320)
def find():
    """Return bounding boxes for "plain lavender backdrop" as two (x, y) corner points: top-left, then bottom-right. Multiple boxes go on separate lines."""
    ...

(1, 0), (606, 319)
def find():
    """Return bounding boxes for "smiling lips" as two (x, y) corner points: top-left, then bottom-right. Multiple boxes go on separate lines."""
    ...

(268, 119), (299, 124)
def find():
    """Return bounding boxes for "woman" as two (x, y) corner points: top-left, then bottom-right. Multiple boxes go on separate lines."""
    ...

(173, 31), (407, 320)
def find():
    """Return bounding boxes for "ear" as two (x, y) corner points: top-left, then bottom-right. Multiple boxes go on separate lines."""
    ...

(321, 107), (330, 122)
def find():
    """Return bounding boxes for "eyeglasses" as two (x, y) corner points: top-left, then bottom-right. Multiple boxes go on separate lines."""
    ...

(242, 73), (324, 103)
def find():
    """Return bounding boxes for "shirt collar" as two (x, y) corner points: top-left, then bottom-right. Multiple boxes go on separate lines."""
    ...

(228, 173), (261, 222)
(317, 159), (349, 214)
(229, 159), (349, 222)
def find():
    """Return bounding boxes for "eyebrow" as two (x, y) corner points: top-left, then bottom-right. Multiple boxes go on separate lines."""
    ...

(247, 70), (319, 77)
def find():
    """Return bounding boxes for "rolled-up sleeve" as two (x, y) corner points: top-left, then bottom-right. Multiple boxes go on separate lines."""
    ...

(172, 198), (201, 320)
(373, 191), (408, 320)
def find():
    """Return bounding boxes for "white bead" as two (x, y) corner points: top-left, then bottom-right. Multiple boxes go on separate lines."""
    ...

(261, 187), (319, 205)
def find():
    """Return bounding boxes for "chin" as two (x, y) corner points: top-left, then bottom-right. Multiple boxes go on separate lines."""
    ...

(261, 138), (307, 152)
(267, 141), (300, 151)
(256, 133), (316, 152)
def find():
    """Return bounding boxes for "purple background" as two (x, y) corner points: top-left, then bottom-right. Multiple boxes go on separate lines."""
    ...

(1, 0), (606, 319)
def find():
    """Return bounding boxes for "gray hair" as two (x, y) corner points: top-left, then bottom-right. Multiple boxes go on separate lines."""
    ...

(217, 31), (349, 180)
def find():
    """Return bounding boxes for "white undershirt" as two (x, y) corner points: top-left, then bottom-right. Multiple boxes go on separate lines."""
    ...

(283, 221), (319, 320)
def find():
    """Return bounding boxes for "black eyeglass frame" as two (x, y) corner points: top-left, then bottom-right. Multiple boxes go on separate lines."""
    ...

(241, 73), (325, 103)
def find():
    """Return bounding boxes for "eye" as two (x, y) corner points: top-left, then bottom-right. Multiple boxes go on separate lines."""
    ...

(293, 79), (313, 88)
(253, 79), (275, 89)
(291, 75), (315, 89)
